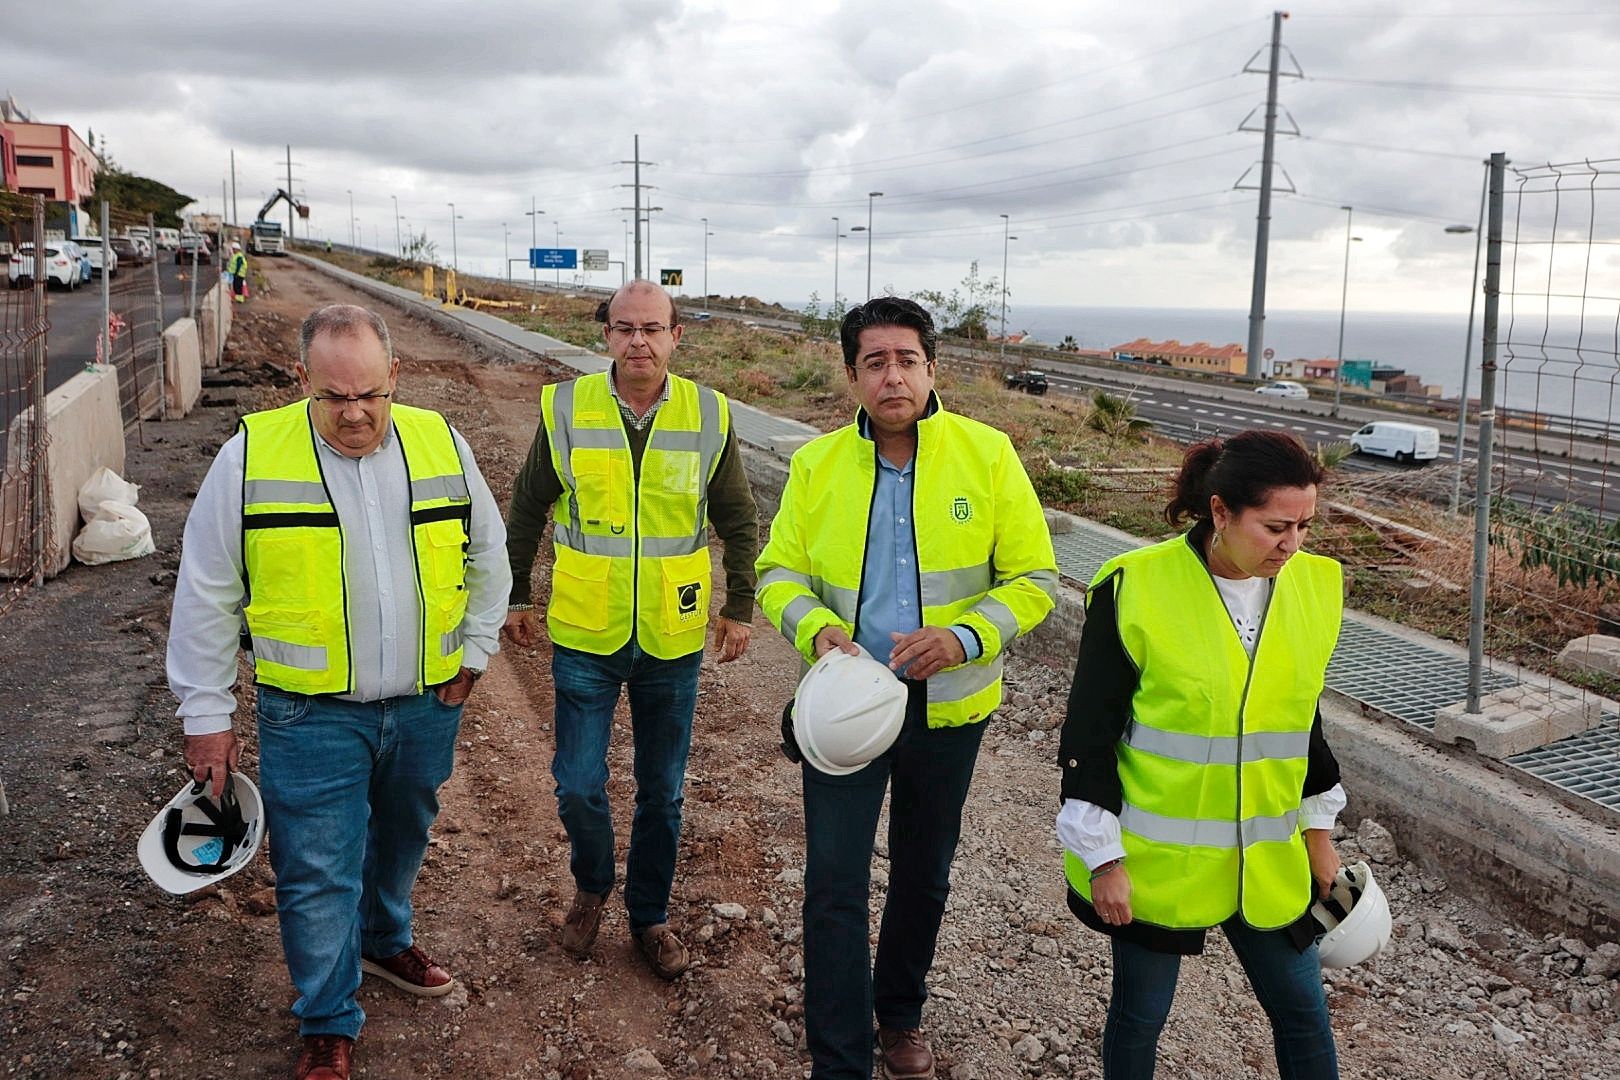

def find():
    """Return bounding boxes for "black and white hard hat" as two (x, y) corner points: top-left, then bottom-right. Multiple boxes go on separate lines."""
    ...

(1311, 861), (1393, 969)
(137, 771), (264, 894)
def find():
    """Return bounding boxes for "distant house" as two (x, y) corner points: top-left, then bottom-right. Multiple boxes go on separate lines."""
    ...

(1112, 337), (1247, 376)
(992, 331), (1031, 346)
(0, 94), (99, 204)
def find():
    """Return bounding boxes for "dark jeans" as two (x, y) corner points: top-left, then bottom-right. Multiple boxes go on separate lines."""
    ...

(550, 640), (702, 932)
(1104, 918), (1339, 1080)
(801, 682), (986, 1080)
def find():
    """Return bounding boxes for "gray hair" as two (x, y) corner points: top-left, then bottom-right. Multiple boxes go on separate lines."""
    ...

(298, 304), (393, 367)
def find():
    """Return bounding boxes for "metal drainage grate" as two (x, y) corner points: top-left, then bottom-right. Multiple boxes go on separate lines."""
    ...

(1051, 527), (1140, 585)
(1325, 620), (1518, 730)
(1508, 718), (1620, 814)
(732, 403), (819, 451)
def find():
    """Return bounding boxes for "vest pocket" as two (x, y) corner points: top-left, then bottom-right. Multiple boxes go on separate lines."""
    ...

(421, 517), (470, 588)
(658, 548), (712, 636)
(570, 449), (627, 530)
(550, 545), (613, 631)
(243, 608), (330, 676)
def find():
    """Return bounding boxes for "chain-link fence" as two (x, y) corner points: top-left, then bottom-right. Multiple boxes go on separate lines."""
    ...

(0, 193), (52, 610)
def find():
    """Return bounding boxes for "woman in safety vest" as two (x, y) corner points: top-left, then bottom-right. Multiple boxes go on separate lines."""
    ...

(1057, 429), (1348, 1080)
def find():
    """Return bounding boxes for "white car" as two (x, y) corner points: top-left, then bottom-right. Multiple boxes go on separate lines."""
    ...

(71, 236), (119, 277)
(8, 243), (81, 289)
(1350, 421), (1441, 464)
(1255, 380), (1309, 400)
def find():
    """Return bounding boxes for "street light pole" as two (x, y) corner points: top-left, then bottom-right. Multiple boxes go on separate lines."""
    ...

(622, 218), (630, 285)
(525, 199), (543, 293)
(391, 195), (401, 256)
(999, 214), (1012, 361)
(702, 217), (709, 309)
(865, 191), (883, 299)
(447, 202), (458, 273)
(1449, 161), (1490, 513)
(346, 189), (354, 248)
(831, 216), (840, 311)
(554, 222), (562, 286)
(1333, 206), (1361, 418)
(503, 222), (509, 281)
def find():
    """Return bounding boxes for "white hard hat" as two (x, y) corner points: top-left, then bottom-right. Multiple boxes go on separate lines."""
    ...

(1312, 861), (1392, 968)
(231, 242), (241, 250)
(137, 772), (264, 894)
(792, 646), (909, 775)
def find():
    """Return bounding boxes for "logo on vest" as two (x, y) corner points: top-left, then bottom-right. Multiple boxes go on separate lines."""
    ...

(951, 496), (973, 523)
(675, 581), (703, 622)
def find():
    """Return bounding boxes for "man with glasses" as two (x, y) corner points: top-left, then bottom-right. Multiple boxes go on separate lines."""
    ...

(756, 296), (1057, 1079)
(504, 279), (757, 979)
(168, 303), (510, 1080)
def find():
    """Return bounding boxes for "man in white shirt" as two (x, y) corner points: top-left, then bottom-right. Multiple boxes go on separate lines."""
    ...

(166, 304), (510, 1080)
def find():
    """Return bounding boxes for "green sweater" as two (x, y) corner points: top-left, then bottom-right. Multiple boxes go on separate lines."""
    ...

(505, 406), (759, 623)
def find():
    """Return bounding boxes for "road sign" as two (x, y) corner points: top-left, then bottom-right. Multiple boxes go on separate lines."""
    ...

(529, 247), (576, 269)
(660, 268), (683, 286)
(582, 248), (609, 272)
(1263, 347), (1275, 360)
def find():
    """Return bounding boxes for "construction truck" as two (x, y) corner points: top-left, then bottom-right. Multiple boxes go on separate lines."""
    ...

(251, 189), (309, 256)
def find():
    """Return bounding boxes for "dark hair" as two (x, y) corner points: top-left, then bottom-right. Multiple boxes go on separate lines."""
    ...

(839, 296), (938, 367)
(1163, 430), (1324, 527)
(604, 280), (679, 327)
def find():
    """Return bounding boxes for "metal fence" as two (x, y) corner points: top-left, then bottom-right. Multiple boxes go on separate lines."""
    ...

(0, 193), (51, 610)
(100, 206), (166, 432)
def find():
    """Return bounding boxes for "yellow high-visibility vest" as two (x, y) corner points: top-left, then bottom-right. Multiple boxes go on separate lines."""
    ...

(239, 400), (472, 694)
(756, 398), (1058, 727)
(1065, 534), (1342, 929)
(541, 371), (731, 659)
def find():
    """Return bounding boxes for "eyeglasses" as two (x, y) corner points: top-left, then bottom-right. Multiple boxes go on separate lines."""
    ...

(311, 391), (393, 407)
(607, 323), (672, 341)
(858, 356), (932, 376)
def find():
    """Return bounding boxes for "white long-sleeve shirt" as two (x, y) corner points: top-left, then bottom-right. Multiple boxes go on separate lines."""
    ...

(167, 418), (511, 736)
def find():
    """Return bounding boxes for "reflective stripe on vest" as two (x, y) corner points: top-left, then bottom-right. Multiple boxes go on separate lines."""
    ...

(239, 400), (471, 694)
(755, 400), (1057, 728)
(542, 371), (729, 659)
(1064, 534), (1342, 930)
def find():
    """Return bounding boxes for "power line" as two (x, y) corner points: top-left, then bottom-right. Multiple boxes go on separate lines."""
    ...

(1297, 134), (1480, 163)
(1308, 74), (1620, 103)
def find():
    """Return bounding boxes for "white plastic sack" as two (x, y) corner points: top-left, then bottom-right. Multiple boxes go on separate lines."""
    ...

(72, 500), (155, 565)
(77, 467), (140, 522)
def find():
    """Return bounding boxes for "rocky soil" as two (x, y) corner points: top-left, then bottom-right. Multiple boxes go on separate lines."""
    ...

(0, 258), (1616, 1079)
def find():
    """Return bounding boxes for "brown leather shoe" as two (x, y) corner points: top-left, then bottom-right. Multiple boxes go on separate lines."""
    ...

(878, 1026), (935, 1079)
(635, 922), (690, 979)
(562, 887), (609, 958)
(360, 943), (455, 997)
(294, 1034), (353, 1080)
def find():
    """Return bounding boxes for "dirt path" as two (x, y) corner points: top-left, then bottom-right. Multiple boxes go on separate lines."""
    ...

(2, 257), (1616, 1079)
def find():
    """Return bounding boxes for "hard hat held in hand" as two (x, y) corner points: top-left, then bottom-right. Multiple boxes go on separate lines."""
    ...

(137, 771), (265, 894)
(792, 645), (909, 775)
(1311, 861), (1392, 969)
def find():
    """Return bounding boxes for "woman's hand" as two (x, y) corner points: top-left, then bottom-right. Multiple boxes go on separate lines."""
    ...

(1304, 828), (1342, 899)
(1091, 862), (1133, 926)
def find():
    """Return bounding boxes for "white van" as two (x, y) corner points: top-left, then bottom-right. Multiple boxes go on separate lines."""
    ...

(1350, 421), (1441, 463)
(154, 227), (181, 250)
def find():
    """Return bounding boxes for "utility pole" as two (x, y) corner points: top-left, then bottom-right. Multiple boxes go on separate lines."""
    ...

(702, 217), (712, 310)
(347, 189), (355, 248)
(999, 214), (1015, 361)
(1333, 206), (1360, 417)
(1238, 12), (1300, 379)
(286, 145), (295, 243)
(831, 216), (840, 310)
(230, 149), (238, 226)
(526, 198), (543, 292)
(554, 221), (562, 287)
(1466, 151), (1508, 714)
(392, 195), (402, 256)
(619, 135), (655, 281)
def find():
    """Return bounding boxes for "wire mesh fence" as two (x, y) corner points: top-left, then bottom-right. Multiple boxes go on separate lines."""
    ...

(0, 193), (52, 610)
(100, 207), (166, 432)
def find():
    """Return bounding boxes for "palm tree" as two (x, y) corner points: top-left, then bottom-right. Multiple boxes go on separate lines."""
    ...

(1085, 390), (1152, 441)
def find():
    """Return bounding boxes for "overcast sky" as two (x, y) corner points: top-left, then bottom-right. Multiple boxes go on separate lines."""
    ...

(7, 1), (1620, 321)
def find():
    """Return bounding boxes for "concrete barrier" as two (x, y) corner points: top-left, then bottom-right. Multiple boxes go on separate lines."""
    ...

(0, 365), (125, 578)
(163, 317), (202, 418)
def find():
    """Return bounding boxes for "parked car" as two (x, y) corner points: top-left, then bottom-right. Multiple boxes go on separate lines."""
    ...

(1255, 380), (1309, 400)
(692, 311), (712, 321)
(71, 236), (119, 277)
(8, 243), (82, 290)
(1349, 421), (1441, 464)
(60, 240), (92, 283)
(155, 227), (181, 250)
(1004, 369), (1049, 395)
(175, 234), (212, 264)
(110, 236), (146, 266)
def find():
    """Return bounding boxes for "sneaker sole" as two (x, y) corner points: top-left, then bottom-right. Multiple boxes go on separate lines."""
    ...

(360, 958), (457, 998)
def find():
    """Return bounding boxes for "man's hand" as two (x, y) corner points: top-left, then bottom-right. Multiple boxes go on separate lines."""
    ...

(1091, 863), (1133, 927)
(183, 730), (240, 799)
(887, 627), (966, 680)
(502, 608), (539, 648)
(712, 616), (752, 663)
(1304, 828), (1342, 899)
(812, 625), (860, 658)
(436, 667), (479, 707)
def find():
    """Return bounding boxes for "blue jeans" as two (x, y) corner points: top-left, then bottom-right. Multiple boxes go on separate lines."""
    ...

(801, 682), (985, 1080)
(256, 686), (463, 1040)
(1104, 919), (1339, 1080)
(550, 641), (702, 931)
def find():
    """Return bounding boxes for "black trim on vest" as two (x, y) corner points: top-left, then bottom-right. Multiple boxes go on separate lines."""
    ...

(243, 511), (342, 530)
(409, 503), (473, 526)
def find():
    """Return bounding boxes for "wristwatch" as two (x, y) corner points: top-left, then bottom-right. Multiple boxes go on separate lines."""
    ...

(464, 667), (484, 682)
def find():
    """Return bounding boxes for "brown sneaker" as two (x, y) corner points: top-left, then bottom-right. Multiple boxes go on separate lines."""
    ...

(635, 922), (690, 979)
(878, 1026), (935, 1080)
(294, 1034), (353, 1080)
(360, 944), (455, 998)
(561, 887), (609, 958)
